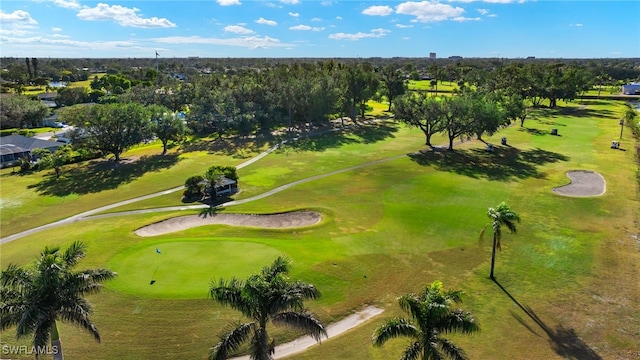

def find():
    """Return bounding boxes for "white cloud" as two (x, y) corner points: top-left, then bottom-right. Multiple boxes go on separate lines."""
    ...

(290, 24), (324, 31)
(224, 25), (254, 34)
(321, 0), (334, 5)
(0, 10), (38, 37)
(488, 13), (497, 17)
(396, 1), (465, 22)
(51, 0), (82, 9)
(396, 24), (413, 28)
(255, 17), (277, 26)
(0, 29), (31, 36)
(77, 4), (177, 28)
(477, 8), (489, 15)
(217, 0), (241, 5)
(281, 0), (300, 4)
(311, 17), (322, 22)
(0, 35), (139, 51)
(289, 12), (299, 17)
(329, 28), (390, 41)
(52, 27), (62, 32)
(0, 10), (38, 25)
(402, 36), (410, 40)
(453, 16), (481, 21)
(362, 5), (393, 16)
(153, 35), (291, 49)
(336, 16), (343, 20)
(266, 2), (282, 8)
(51, 33), (70, 38)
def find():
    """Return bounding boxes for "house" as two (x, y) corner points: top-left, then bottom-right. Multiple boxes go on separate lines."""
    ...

(38, 92), (58, 108)
(0, 135), (64, 168)
(213, 176), (238, 196)
(621, 83), (640, 95)
(198, 176), (239, 198)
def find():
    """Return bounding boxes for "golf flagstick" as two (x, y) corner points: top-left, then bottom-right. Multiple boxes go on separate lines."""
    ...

(150, 248), (161, 285)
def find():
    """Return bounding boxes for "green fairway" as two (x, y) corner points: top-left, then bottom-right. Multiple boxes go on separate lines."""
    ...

(0, 99), (638, 359)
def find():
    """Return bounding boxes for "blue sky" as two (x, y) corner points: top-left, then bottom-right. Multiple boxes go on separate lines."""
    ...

(1, 0), (638, 58)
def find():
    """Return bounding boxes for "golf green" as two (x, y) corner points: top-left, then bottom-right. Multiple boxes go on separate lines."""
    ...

(108, 240), (283, 299)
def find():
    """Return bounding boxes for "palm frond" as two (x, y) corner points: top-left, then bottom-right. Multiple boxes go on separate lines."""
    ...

(62, 241), (87, 268)
(248, 326), (271, 360)
(210, 278), (253, 317)
(271, 310), (327, 341)
(58, 304), (100, 342)
(438, 338), (469, 360)
(209, 322), (255, 360)
(33, 318), (53, 349)
(437, 309), (479, 335)
(478, 224), (488, 247)
(398, 294), (424, 322)
(400, 341), (423, 360)
(372, 317), (419, 346)
(0, 264), (31, 288)
(261, 256), (290, 282)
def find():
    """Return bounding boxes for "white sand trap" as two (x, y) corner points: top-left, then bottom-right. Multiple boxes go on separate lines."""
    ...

(135, 211), (321, 237)
(553, 170), (606, 197)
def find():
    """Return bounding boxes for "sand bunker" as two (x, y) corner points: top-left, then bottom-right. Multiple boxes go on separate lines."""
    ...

(135, 211), (321, 237)
(553, 170), (606, 197)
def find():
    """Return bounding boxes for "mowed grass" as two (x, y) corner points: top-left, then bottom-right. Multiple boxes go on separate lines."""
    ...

(0, 99), (638, 359)
(0, 139), (267, 237)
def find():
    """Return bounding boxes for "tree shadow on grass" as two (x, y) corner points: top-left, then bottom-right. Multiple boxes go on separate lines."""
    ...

(181, 134), (278, 159)
(519, 127), (551, 136)
(285, 121), (399, 152)
(408, 146), (568, 181)
(495, 280), (602, 360)
(545, 106), (615, 119)
(28, 154), (180, 196)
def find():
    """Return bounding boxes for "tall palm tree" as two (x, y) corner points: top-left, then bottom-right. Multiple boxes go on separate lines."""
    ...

(0, 241), (116, 360)
(481, 202), (521, 280)
(209, 256), (326, 360)
(372, 281), (479, 360)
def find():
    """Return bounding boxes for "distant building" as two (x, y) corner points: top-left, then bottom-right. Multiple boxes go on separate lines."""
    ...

(0, 135), (64, 168)
(429, 52), (436, 59)
(449, 56), (463, 60)
(621, 83), (640, 95)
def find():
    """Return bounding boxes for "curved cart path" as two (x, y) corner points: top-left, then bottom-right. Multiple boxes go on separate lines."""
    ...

(230, 306), (384, 360)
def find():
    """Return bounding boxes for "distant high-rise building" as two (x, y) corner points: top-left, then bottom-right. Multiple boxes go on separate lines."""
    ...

(429, 52), (436, 59)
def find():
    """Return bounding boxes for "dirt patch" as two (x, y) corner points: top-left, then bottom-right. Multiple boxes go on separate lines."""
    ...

(553, 170), (606, 197)
(135, 211), (321, 237)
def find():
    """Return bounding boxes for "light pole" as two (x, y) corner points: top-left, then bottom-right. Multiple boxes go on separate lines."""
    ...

(619, 119), (624, 139)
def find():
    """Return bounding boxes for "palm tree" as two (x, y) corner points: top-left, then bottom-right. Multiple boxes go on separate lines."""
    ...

(372, 281), (479, 360)
(480, 202), (520, 280)
(209, 256), (326, 360)
(0, 241), (116, 360)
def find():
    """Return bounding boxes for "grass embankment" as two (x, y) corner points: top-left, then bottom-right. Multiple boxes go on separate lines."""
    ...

(0, 100), (638, 359)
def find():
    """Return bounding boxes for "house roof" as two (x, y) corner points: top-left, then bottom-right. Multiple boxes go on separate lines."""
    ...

(0, 135), (64, 152)
(198, 176), (237, 188)
(0, 144), (29, 156)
